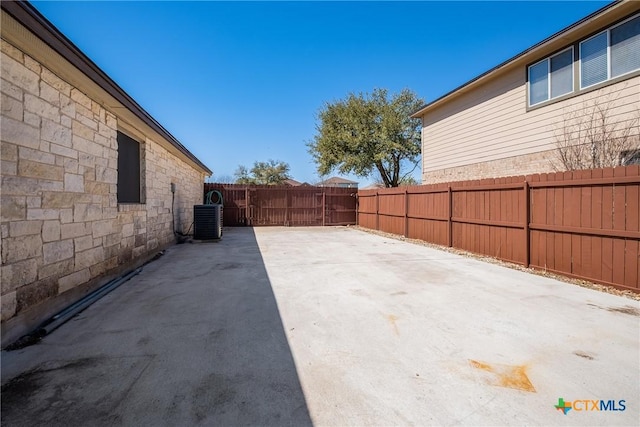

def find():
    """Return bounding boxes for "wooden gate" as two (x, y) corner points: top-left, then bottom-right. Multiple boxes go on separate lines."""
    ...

(204, 184), (357, 226)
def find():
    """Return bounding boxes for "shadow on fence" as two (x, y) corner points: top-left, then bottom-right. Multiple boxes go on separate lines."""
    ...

(358, 166), (640, 292)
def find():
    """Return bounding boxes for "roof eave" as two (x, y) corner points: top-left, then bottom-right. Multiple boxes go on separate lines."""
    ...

(411, 0), (631, 119)
(1, 0), (212, 175)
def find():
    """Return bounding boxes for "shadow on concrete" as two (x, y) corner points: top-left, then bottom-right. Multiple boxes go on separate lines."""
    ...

(1, 228), (313, 426)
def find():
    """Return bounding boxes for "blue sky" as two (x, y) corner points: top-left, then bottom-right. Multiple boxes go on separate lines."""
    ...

(31, 0), (610, 185)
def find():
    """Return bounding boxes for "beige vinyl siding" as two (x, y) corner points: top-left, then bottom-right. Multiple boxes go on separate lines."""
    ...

(421, 68), (639, 173)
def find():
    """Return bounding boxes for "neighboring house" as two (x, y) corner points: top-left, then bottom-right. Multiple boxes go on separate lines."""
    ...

(1, 2), (211, 347)
(317, 177), (359, 188)
(412, 1), (640, 184)
(360, 183), (386, 190)
(283, 178), (312, 186)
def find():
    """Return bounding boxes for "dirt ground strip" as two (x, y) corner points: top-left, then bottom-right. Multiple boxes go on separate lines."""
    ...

(353, 225), (640, 301)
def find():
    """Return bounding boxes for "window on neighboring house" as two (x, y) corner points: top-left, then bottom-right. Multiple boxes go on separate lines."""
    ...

(117, 131), (142, 203)
(580, 14), (640, 89)
(528, 47), (574, 106)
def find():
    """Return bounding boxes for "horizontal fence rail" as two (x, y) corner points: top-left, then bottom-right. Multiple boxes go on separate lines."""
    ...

(358, 166), (640, 292)
(204, 183), (357, 227)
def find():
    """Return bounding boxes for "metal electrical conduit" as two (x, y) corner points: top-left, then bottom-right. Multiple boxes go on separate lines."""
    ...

(7, 267), (143, 350)
(40, 268), (142, 336)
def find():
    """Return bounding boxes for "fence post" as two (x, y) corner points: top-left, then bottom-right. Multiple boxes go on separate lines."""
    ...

(524, 180), (530, 267)
(404, 188), (409, 237)
(285, 189), (290, 226)
(448, 186), (453, 247)
(322, 192), (326, 227)
(244, 187), (249, 226)
(375, 191), (379, 231)
(355, 191), (359, 226)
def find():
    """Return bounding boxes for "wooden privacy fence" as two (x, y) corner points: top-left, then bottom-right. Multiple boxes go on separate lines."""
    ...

(358, 166), (640, 292)
(204, 183), (357, 227)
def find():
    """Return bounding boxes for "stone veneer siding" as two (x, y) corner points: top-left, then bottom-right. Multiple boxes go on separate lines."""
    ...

(1, 39), (205, 337)
(422, 149), (560, 184)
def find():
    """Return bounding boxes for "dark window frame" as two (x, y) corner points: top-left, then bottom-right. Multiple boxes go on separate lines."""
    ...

(527, 47), (574, 106)
(117, 131), (143, 204)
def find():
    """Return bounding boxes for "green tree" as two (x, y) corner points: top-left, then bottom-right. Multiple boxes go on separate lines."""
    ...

(398, 175), (419, 186)
(308, 88), (424, 187)
(234, 160), (291, 185)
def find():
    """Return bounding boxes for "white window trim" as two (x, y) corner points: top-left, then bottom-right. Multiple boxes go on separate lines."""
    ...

(528, 46), (574, 107)
(579, 13), (640, 90)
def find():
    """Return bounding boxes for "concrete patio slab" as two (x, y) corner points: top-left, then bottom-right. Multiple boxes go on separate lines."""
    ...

(2, 227), (639, 426)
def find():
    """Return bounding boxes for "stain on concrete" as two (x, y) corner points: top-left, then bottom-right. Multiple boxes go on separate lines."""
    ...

(4, 330), (45, 350)
(469, 359), (536, 392)
(1, 356), (151, 426)
(587, 303), (640, 316)
(573, 351), (595, 360)
(607, 306), (640, 316)
(192, 373), (237, 422)
(214, 262), (243, 270)
(386, 314), (400, 336)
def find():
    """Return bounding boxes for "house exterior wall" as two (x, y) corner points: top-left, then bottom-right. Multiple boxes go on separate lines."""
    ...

(418, 5), (640, 185)
(423, 149), (558, 184)
(421, 67), (639, 184)
(1, 38), (205, 344)
(320, 183), (358, 188)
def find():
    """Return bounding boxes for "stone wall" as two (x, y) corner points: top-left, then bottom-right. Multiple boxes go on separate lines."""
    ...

(1, 39), (205, 343)
(422, 149), (559, 184)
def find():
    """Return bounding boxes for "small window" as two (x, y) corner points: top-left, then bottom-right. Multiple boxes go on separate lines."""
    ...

(528, 47), (573, 106)
(580, 32), (608, 87)
(550, 49), (574, 98)
(529, 61), (548, 105)
(117, 131), (142, 203)
(611, 15), (640, 78)
(580, 14), (640, 89)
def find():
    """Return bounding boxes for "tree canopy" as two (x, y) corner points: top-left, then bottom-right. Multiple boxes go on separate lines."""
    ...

(308, 88), (424, 187)
(234, 160), (291, 185)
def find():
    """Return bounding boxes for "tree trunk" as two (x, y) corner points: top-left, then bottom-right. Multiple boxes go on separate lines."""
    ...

(375, 161), (392, 187)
